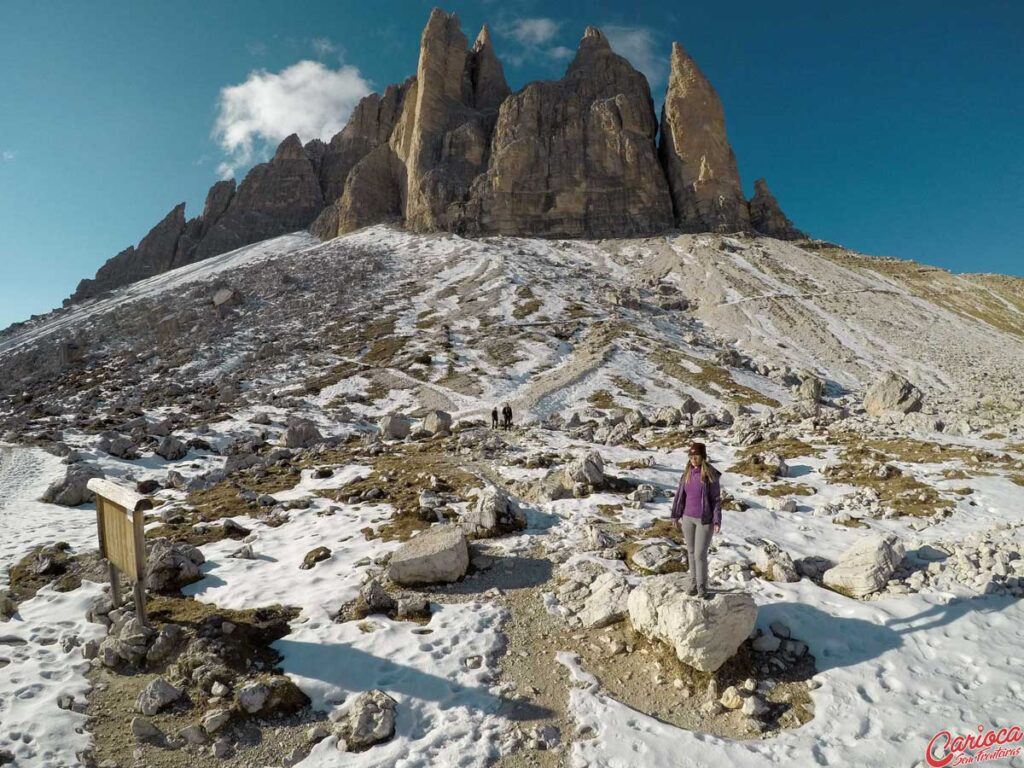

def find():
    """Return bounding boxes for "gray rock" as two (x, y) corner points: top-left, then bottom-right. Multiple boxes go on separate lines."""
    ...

(627, 574), (757, 672)
(156, 435), (188, 461)
(459, 486), (527, 538)
(864, 372), (923, 417)
(283, 417), (322, 449)
(387, 525), (469, 585)
(334, 689), (397, 751)
(41, 463), (103, 507)
(823, 533), (905, 598)
(146, 539), (206, 592)
(379, 413), (412, 440)
(136, 677), (182, 716)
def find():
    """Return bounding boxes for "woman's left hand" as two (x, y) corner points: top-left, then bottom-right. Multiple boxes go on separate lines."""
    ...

(713, 524), (721, 535)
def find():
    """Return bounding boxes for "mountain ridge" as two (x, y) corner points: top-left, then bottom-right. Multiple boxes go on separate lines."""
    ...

(65, 7), (804, 306)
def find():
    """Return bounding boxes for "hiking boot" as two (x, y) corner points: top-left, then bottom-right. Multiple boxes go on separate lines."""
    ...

(686, 584), (698, 597)
(698, 587), (711, 600)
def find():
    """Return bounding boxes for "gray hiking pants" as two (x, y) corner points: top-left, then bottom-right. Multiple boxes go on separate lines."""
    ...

(680, 516), (712, 590)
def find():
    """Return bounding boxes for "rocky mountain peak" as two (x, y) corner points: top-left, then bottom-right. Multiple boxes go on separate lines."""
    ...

(468, 24), (509, 111)
(273, 133), (307, 162)
(749, 178), (805, 240)
(66, 6), (809, 305)
(659, 41), (750, 233)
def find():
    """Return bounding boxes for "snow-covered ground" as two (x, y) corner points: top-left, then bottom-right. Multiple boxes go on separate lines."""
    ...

(1, 226), (1023, 766)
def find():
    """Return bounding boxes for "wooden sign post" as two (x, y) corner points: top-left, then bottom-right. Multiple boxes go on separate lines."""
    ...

(87, 478), (153, 625)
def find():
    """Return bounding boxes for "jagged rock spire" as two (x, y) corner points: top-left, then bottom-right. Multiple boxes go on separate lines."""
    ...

(659, 41), (750, 233)
(469, 24), (510, 111)
(749, 178), (805, 240)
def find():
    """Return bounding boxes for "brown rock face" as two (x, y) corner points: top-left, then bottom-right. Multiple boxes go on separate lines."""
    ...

(69, 203), (187, 302)
(749, 178), (805, 240)
(310, 81), (413, 240)
(659, 42), (749, 233)
(456, 27), (672, 238)
(65, 8), (812, 308)
(393, 9), (507, 232)
(194, 134), (324, 259)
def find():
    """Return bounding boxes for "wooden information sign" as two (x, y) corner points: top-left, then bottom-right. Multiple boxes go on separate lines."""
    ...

(87, 478), (153, 624)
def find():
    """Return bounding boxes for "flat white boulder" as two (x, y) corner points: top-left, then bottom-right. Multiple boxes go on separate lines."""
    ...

(577, 571), (632, 628)
(823, 532), (905, 598)
(627, 573), (757, 672)
(387, 525), (469, 585)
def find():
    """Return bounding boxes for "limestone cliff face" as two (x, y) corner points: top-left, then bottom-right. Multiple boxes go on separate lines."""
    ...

(659, 42), (749, 233)
(69, 203), (186, 303)
(310, 80), (413, 240)
(194, 134), (324, 260)
(393, 9), (507, 232)
(67, 8), (810, 306)
(749, 178), (805, 240)
(455, 28), (672, 238)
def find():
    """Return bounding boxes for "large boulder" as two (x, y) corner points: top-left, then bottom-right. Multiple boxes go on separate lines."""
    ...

(421, 410), (453, 436)
(563, 451), (605, 488)
(155, 435), (188, 461)
(627, 573), (757, 672)
(387, 525), (469, 585)
(577, 571), (632, 628)
(283, 417), (322, 449)
(334, 689), (397, 751)
(379, 413), (413, 441)
(460, 486), (527, 538)
(863, 372), (923, 417)
(41, 463), (103, 507)
(823, 533), (905, 598)
(146, 539), (206, 593)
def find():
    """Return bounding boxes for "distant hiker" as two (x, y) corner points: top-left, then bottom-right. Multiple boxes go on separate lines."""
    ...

(491, 407), (499, 429)
(501, 403), (513, 431)
(670, 441), (722, 600)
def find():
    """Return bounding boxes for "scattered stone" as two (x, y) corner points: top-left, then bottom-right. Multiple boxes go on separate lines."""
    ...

(864, 371), (924, 416)
(823, 533), (905, 598)
(146, 539), (206, 592)
(387, 525), (469, 585)
(136, 677), (182, 716)
(283, 417), (323, 449)
(460, 486), (527, 538)
(334, 689), (397, 751)
(301, 546), (332, 570)
(131, 716), (164, 743)
(155, 435), (188, 461)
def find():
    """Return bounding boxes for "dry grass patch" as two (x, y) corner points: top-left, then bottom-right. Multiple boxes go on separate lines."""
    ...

(322, 442), (482, 543)
(611, 375), (646, 399)
(759, 483), (816, 497)
(588, 389), (616, 409)
(652, 348), (780, 408)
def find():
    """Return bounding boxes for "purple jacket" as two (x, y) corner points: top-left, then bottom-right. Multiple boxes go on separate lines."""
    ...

(670, 466), (722, 526)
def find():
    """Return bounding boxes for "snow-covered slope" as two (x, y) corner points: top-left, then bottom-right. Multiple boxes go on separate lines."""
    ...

(2, 227), (1023, 768)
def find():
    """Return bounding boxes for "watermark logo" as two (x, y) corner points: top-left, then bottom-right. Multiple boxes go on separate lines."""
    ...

(926, 724), (1023, 767)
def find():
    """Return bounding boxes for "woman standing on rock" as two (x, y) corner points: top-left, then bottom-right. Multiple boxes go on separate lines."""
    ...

(670, 442), (722, 600)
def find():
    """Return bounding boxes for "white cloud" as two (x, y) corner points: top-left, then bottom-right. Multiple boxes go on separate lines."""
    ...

(311, 37), (337, 59)
(604, 25), (668, 88)
(1, 150), (15, 162)
(547, 45), (573, 61)
(213, 60), (372, 179)
(507, 17), (560, 46)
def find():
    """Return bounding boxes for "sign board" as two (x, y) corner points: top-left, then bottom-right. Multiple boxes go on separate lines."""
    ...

(87, 478), (153, 623)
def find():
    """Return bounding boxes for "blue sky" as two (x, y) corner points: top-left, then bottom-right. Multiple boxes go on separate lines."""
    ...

(1, 1), (1022, 329)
